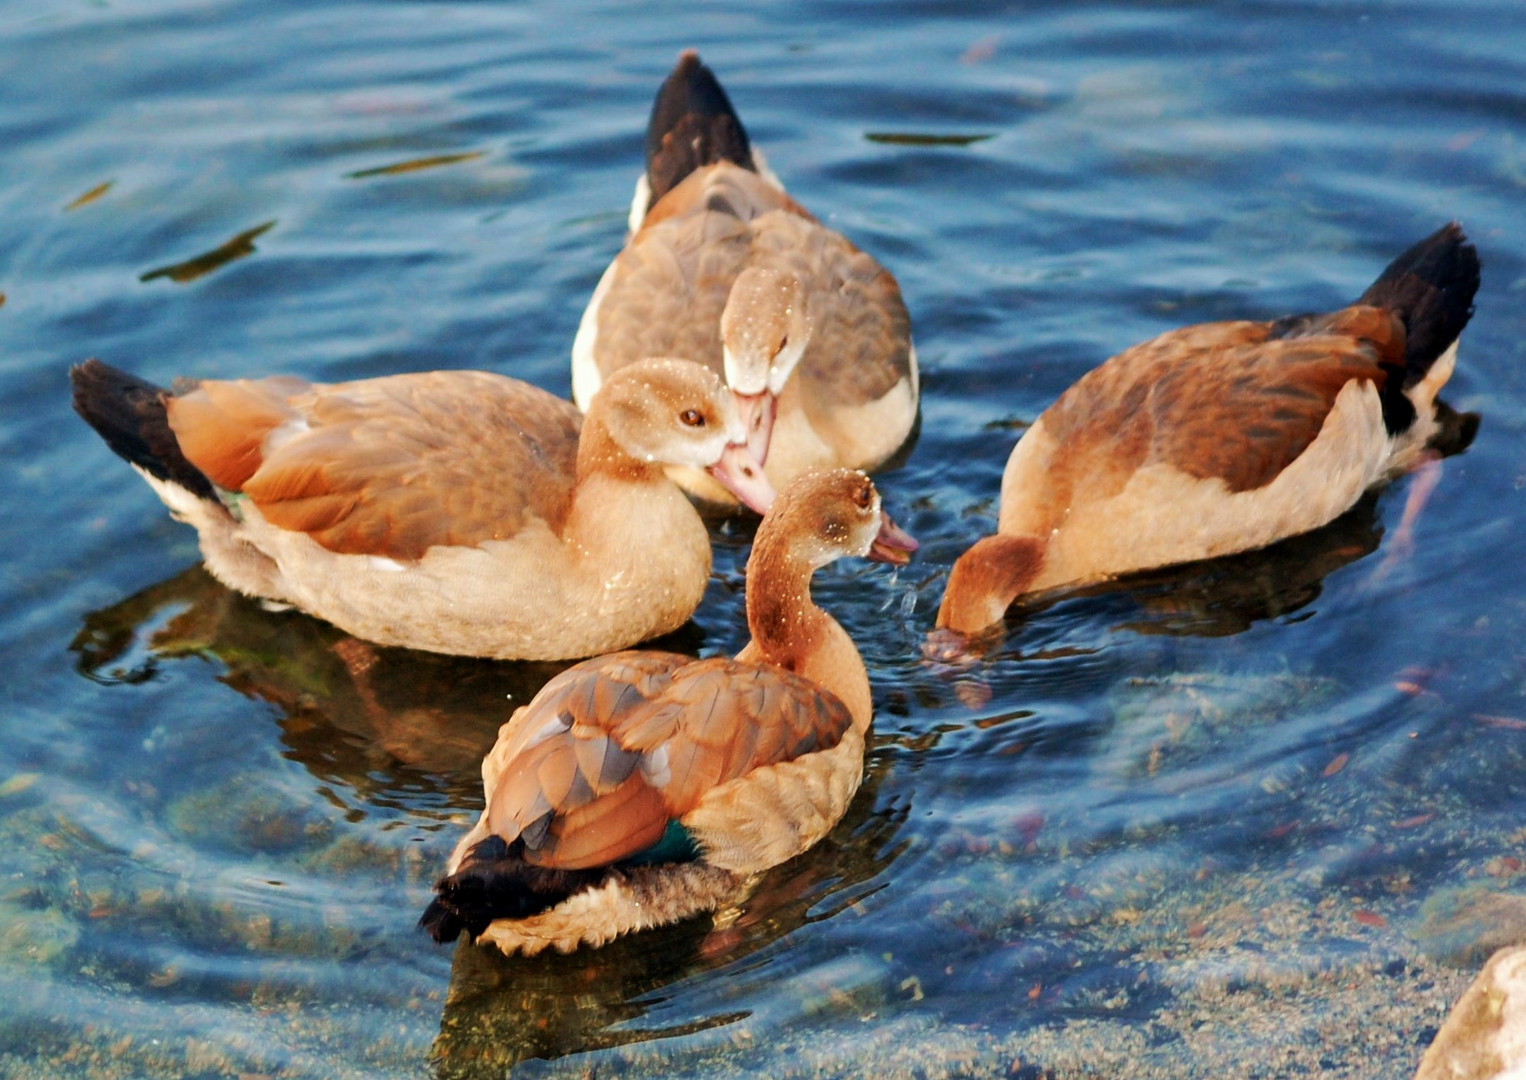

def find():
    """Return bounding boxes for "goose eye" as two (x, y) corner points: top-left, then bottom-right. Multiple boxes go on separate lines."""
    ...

(679, 409), (705, 428)
(851, 483), (873, 510)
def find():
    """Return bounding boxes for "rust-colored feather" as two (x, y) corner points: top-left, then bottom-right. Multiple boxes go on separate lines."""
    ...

(541, 779), (670, 869)
(570, 732), (642, 794)
(166, 377), (309, 490)
(1040, 313), (1397, 497)
(475, 651), (855, 872)
(169, 369), (584, 560)
(1273, 303), (1406, 361)
(250, 491), (360, 538)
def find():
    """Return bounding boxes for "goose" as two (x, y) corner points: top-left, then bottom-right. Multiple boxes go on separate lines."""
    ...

(572, 49), (918, 507)
(935, 223), (1480, 642)
(420, 467), (917, 955)
(71, 356), (774, 661)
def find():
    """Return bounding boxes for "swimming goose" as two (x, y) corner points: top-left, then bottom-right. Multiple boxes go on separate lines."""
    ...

(70, 357), (774, 661)
(420, 468), (917, 955)
(935, 223), (1481, 640)
(572, 49), (919, 507)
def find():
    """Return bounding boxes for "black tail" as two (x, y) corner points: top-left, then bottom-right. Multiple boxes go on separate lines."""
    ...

(69, 359), (216, 500)
(1358, 222), (1480, 387)
(419, 835), (604, 944)
(644, 49), (754, 212)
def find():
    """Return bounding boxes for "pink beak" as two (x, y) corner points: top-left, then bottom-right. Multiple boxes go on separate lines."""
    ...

(869, 510), (918, 565)
(709, 441), (777, 514)
(734, 390), (776, 466)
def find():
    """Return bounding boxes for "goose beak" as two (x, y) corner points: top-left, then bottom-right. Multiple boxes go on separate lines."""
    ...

(734, 390), (776, 466)
(709, 441), (777, 514)
(868, 510), (918, 566)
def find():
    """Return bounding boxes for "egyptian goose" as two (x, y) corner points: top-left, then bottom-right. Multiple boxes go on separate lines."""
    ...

(420, 468), (917, 955)
(935, 223), (1481, 640)
(571, 49), (919, 507)
(70, 357), (775, 661)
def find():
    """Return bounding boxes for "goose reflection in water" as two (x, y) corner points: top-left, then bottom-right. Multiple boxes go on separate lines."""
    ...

(60, 462), (1459, 1073)
(68, 564), (907, 1072)
(1083, 487), (1391, 640)
(931, 462), (1478, 687)
(921, 488), (1417, 712)
(69, 565), (699, 803)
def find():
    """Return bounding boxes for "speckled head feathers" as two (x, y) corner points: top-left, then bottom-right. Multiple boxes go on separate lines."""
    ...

(590, 358), (740, 469)
(751, 468), (914, 575)
(588, 358), (776, 511)
(721, 266), (812, 397)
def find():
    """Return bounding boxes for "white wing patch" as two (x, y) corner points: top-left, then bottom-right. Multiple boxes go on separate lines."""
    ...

(571, 258), (621, 411)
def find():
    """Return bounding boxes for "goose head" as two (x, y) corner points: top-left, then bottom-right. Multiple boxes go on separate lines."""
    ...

(721, 267), (812, 466)
(595, 358), (776, 513)
(753, 468), (918, 576)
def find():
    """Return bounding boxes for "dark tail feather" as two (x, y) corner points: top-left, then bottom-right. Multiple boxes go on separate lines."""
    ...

(1358, 222), (1480, 387)
(70, 359), (216, 501)
(644, 49), (754, 212)
(419, 835), (604, 944)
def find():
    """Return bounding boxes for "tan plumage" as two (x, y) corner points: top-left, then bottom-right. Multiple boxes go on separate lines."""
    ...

(935, 224), (1481, 639)
(424, 468), (917, 956)
(167, 370), (584, 559)
(70, 357), (775, 661)
(479, 653), (856, 872)
(571, 51), (918, 507)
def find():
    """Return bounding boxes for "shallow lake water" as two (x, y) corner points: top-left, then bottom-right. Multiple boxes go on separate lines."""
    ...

(4, 1), (1526, 1077)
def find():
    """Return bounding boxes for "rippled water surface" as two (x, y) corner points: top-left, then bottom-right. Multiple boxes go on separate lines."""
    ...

(5, 2), (1526, 1076)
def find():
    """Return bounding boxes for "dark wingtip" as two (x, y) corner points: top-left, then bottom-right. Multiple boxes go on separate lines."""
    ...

(69, 357), (116, 416)
(70, 358), (217, 500)
(644, 49), (753, 211)
(418, 895), (466, 944)
(419, 835), (605, 945)
(1359, 222), (1481, 385)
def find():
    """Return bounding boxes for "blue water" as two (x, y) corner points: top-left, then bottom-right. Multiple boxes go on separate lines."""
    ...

(4, 2), (1526, 1076)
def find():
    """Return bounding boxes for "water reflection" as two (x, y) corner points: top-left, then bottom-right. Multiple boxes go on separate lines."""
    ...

(918, 488), (1389, 712)
(70, 566), (698, 806)
(968, 486), (1409, 657)
(429, 756), (902, 1075)
(63, 179), (113, 211)
(348, 152), (486, 179)
(68, 561), (915, 1070)
(139, 220), (277, 284)
(1094, 488), (1389, 639)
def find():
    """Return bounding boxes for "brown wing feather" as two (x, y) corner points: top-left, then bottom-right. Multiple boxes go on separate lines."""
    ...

(541, 779), (670, 868)
(1041, 308), (1404, 498)
(596, 163), (912, 414)
(168, 370), (583, 560)
(760, 215), (913, 417)
(483, 651), (693, 863)
(478, 651), (855, 871)
(165, 376), (312, 491)
(596, 170), (759, 379)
